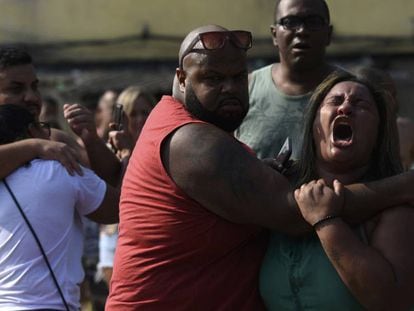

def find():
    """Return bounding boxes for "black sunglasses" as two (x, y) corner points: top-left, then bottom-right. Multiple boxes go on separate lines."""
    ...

(276, 15), (328, 32)
(179, 30), (252, 70)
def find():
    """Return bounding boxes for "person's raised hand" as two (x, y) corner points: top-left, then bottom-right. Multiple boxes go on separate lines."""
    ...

(63, 103), (98, 142)
(108, 129), (134, 158)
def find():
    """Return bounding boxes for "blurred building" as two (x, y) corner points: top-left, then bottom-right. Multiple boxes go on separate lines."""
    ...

(0, 0), (413, 114)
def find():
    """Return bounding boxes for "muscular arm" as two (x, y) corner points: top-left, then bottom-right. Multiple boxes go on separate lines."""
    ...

(343, 172), (414, 223)
(162, 123), (308, 234)
(316, 207), (414, 310)
(162, 123), (414, 234)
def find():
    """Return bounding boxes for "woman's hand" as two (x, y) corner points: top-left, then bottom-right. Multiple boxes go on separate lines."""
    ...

(294, 179), (344, 226)
(108, 127), (134, 159)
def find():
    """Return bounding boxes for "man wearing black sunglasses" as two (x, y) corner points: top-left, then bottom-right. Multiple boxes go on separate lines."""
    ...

(106, 24), (414, 310)
(236, 0), (340, 161)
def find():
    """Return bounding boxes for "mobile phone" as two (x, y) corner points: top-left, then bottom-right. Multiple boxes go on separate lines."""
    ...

(275, 137), (292, 169)
(111, 103), (124, 131)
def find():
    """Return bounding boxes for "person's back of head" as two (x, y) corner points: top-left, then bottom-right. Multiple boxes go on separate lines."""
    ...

(0, 104), (34, 144)
(117, 86), (156, 116)
(0, 46), (32, 70)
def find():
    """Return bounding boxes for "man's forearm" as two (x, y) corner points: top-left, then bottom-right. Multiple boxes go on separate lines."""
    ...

(83, 137), (122, 187)
(86, 185), (120, 224)
(343, 171), (414, 223)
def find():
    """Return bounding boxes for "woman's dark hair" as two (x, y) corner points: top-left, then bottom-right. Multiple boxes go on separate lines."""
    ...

(296, 71), (402, 186)
(0, 104), (35, 144)
(352, 66), (398, 114)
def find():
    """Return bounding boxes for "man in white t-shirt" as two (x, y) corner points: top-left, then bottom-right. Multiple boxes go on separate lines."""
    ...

(0, 104), (119, 310)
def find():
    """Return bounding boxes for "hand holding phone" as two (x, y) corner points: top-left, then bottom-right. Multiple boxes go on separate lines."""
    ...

(111, 104), (124, 131)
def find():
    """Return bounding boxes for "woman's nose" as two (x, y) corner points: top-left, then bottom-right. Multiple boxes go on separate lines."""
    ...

(337, 101), (352, 115)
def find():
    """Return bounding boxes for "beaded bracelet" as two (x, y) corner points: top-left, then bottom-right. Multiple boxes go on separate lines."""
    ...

(312, 215), (340, 230)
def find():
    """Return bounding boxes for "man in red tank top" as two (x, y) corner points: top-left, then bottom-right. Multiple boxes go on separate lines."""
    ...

(106, 24), (414, 310)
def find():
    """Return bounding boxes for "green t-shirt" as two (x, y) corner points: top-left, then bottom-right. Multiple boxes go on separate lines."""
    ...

(260, 232), (365, 311)
(235, 64), (311, 160)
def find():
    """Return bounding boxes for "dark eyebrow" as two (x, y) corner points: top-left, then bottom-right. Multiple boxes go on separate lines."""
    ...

(280, 14), (324, 19)
(326, 94), (343, 100)
(8, 81), (24, 85)
(8, 79), (40, 85)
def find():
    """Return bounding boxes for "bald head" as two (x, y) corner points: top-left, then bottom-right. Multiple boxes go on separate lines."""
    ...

(178, 24), (228, 68)
(174, 25), (250, 132)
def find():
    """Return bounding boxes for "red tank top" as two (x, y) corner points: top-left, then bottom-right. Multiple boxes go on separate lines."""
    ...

(106, 96), (267, 310)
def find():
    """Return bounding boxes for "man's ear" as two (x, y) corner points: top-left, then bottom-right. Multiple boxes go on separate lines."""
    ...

(176, 68), (186, 92)
(326, 25), (333, 46)
(270, 25), (278, 48)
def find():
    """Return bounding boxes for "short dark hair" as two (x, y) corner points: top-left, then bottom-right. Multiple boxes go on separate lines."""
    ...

(0, 46), (32, 70)
(274, 0), (331, 24)
(0, 104), (34, 144)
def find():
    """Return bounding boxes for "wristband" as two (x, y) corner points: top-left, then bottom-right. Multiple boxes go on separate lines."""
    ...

(312, 215), (339, 230)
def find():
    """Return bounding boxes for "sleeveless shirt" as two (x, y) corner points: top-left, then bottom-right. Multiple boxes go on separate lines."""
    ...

(107, 96), (267, 310)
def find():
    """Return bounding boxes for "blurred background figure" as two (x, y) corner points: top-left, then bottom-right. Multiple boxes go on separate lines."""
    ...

(95, 90), (118, 141)
(116, 86), (156, 143)
(98, 85), (156, 290)
(39, 95), (64, 130)
(107, 85), (157, 160)
(352, 66), (414, 171)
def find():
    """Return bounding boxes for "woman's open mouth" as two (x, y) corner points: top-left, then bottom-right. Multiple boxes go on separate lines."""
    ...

(332, 118), (353, 147)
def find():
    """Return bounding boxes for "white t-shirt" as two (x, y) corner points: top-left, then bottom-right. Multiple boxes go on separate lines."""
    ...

(0, 159), (106, 311)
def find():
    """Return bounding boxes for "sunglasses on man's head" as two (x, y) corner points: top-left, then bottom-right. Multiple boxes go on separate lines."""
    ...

(276, 15), (327, 32)
(179, 30), (252, 70)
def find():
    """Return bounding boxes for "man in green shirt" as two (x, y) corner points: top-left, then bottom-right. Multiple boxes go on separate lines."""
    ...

(236, 0), (339, 160)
